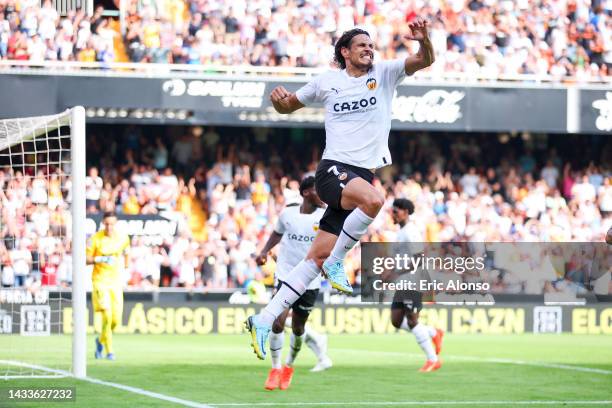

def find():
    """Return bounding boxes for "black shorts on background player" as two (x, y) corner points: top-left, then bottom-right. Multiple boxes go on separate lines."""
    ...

(391, 290), (423, 314)
(275, 281), (319, 318)
(315, 159), (375, 236)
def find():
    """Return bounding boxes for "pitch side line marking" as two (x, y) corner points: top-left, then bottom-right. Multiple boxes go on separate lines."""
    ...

(0, 360), (213, 408)
(210, 402), (612, 406)
(334, 349), (612, 375)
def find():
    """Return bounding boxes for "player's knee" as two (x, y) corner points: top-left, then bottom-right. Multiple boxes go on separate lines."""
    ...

(272, 320), (284, 334)
(292, 325), (305, 336)
(360, 191), (384, 215)
(307, 252), (329, 269)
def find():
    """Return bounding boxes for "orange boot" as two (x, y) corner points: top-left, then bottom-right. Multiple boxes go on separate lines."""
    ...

(264, 368), (282, 390)
(279, 365), (294, 390)
(419, 360), (442, 372)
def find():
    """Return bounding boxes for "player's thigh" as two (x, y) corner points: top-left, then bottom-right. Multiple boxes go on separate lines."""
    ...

(390, 302), (406, 328)
(110, 286), (124, 321)
(406, 310), (420, 327)
(306, 229), (339, 267)
(316, 159), (373, 211)
(340, 177), (383, 213)
(391, 290), (423, 328)
(92, 284), (111, 312)
(315, 159), (349, 210)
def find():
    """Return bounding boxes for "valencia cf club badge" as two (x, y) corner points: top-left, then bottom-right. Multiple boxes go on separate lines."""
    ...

(366, 78), (377, 90)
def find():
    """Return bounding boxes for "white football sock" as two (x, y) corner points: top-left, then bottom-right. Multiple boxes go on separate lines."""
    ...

(269, 331), (284, 369)
(304, 325), (324, 359)
(328, 208), (374, 263)
(286, 333), (304, 366)
(412, 323), (437, 362)
(260, 260), (320, 326)
(401, 318), (436, 337)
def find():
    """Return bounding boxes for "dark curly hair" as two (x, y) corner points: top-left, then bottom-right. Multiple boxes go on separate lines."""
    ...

(299, 176), (316, 196)
(393, 198), (415, 215)
(334, 28), (370, 69)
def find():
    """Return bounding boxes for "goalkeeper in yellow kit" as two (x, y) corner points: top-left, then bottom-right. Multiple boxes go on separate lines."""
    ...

(86, 212), (130, 360)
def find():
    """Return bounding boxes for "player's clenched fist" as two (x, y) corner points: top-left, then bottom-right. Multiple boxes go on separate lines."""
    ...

(270, 86), (291, 103)
(269, 85), (304, 114)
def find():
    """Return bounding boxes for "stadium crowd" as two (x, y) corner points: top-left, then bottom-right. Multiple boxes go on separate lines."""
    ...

(1, 0), (611, 80)
(0, 125), (610, 294)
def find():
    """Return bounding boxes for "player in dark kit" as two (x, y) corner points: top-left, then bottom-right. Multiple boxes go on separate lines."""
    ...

(246, 18), (435, 360)
(390, 198), (443, 372)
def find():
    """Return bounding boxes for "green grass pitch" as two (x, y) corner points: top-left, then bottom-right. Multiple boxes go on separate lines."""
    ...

(1, 333), (611, 408)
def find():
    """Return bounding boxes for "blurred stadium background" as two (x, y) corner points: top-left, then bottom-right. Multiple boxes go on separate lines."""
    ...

(0, 0), (610, 406)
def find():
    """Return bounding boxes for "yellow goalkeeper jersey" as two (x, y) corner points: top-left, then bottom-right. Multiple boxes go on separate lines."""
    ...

(87, 230), (130, 286)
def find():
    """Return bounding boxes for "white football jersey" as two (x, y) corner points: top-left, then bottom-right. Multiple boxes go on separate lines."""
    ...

(274, 205), (325, 290)
(395, 221), (425, 255)
(394, 222), (428, 288)
(296, 59), (406, 169)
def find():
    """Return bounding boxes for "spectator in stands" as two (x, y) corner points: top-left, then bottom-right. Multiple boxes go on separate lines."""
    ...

(85, 167), (103, 213)
(1, 0), (610, 81)
(541, 160), (560, 189)
(0, 123), (610, 293)
(9, 240), (32, 287)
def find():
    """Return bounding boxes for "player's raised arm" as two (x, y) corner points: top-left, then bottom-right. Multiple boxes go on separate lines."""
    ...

(403, 17), (435, 76)
(270, 86), (304, 114)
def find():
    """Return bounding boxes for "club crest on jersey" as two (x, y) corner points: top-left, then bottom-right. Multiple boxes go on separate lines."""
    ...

(313, 223), (319, 232)
(338, 172), (348, 181)
(366, 78), (377, 90)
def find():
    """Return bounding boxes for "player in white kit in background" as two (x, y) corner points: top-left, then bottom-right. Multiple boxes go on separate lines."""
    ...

(255, 177), (332, 390)
(390, 199), (444, 372)
(246, 18), (435, 360)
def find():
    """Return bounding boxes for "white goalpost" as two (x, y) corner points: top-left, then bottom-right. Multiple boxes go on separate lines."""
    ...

(0, 107), (86, 379)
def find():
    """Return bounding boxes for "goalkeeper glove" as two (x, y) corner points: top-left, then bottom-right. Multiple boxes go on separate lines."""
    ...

(94, 256), (115, 265)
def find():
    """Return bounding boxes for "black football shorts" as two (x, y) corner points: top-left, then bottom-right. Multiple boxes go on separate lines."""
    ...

(391, 290), (423, 314)
(314, 159), (375, 236)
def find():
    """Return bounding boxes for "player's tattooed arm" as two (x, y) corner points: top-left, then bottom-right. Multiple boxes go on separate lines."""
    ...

(403, 17), (435, 76)
(270, 86), (305, 114)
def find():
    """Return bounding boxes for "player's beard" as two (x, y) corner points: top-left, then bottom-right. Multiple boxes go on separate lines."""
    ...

(350, 53), (373, 71)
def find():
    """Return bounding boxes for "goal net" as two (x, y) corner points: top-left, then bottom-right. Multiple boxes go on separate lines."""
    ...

(0, 107), (86, 379)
